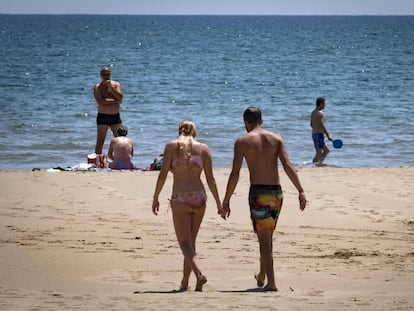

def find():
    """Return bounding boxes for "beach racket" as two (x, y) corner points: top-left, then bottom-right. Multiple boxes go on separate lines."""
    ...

(333, 139), (343, 149)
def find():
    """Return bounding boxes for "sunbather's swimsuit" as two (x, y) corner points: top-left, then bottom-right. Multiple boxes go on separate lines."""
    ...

(96, 113), (122, 125)
(113, 160), (135, 170)
(170, 144), (206, 209)
(248, 184), (283, 232)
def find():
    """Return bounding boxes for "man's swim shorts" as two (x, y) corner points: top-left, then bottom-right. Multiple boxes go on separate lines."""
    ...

(96, 113), (122, 125)
(248, 184), (283, 232)
(312, 132), (325, 149)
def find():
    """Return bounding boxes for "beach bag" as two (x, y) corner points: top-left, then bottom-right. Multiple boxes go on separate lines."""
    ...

(150, 156), (163, 170)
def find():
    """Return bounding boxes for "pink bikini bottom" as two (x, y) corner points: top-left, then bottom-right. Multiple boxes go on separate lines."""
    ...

(171, 190), (207, 208)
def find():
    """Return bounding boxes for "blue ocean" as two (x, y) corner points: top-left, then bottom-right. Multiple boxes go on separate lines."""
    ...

(0, 15), (413, 170)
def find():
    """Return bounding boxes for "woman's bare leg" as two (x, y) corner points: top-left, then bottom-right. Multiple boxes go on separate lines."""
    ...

(190, 204), (207, 291)
(180, 260), (192, 290)
(171, 201), (206, 290)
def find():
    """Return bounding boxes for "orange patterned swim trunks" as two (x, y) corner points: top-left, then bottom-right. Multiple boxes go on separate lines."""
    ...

(248, 184), (283, 232)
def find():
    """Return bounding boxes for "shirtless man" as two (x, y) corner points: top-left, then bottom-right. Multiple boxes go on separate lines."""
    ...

(107, 125), (135, 170)
(221, 106), (306, 291)
(310, 97), (333, 164)
(93, 67), (123, 154)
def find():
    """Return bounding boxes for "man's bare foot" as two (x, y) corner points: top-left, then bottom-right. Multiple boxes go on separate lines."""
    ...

(263, 284), (278, 292)
(195, 275), (207, 292)
(254, 274), (265, 287)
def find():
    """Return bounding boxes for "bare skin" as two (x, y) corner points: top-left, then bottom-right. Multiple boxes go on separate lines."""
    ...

(107, 136), (134, 169)
(152, 132), (223, 292)
(93, 67), (123, 154)
(311, 100), (333, 163)
(222, 116), (306, 292)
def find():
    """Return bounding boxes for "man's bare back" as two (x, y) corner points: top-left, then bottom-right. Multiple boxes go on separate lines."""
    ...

(237, 128), (282, 185)
(107, 125), (135, 169)
(223, 107), (305, 211)
(110, 137), (133, 161)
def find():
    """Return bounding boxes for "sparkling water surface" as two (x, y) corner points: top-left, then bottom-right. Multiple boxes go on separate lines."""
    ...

(0, 15), (413, 169)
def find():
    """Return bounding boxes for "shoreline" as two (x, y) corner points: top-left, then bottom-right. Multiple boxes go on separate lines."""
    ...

(0, 167), (413, 310)
(0, 163), (413, 172)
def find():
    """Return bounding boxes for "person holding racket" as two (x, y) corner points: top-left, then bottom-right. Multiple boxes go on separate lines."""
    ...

(310, 97), (333, 164)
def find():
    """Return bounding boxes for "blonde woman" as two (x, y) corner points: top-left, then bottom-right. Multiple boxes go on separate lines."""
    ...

(152, 120), (223, 291)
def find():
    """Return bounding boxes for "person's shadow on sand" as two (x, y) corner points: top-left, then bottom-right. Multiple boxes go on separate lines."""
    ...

(134, 288), (268, 294)
(219, 288), (268, 293)
(134, 288), (188, 294)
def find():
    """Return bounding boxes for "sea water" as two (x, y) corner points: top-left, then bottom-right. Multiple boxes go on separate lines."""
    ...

(0, 15), (413, 170)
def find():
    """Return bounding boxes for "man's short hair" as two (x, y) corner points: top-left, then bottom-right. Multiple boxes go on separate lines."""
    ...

(100, 67), (111, 76)
(117, 125), (128, 136)
(316, 97), (325, 107)
(243, 106), (262, 124)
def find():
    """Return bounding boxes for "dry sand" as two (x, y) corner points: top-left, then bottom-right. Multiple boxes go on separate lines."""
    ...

(0, 167), (413, 310)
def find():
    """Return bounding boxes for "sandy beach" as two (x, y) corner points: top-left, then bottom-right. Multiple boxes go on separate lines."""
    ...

(0, 167), (413, 310)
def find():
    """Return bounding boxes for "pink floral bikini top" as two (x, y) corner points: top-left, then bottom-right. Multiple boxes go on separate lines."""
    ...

(170, 143), (204, 173)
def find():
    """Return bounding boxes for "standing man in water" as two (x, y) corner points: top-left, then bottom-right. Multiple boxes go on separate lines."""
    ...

(310, 97), (333, 164)
(221, 106), (307, 291)
(93, 67), (123, 154)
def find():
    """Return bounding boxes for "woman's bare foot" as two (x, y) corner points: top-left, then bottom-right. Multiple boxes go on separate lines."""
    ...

(172, 281), (188, 293)
(180, 279), (189, 289)
(177, 284), (188, 292)
(195, 275), (207, 292)
(254, 273), (265, 287)
(263, 284), (278, 292)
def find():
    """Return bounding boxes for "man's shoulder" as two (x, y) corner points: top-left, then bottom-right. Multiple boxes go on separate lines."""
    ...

(110, 80), (121, 86)
(120, 136), (132, 141)
(235, 133), (250, 143)
(236, 130), (281, 143)
(258, 129), (281, 139)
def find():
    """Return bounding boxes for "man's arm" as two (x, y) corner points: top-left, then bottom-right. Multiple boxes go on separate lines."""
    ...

(107, 139), (115, 161)
(93, 82), (123, 105)
(222, 140), (244, 218)
(108, 81), (123, 103)
(278, 139), (307, 211)
(320, 112), (333, 141)
(93, 84), (106, 106)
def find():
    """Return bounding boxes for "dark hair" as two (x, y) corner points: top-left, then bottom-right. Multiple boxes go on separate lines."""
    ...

(316, 97), (325, 107)
(117, 125), (128, 136)
(243, 106), (262, 124)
